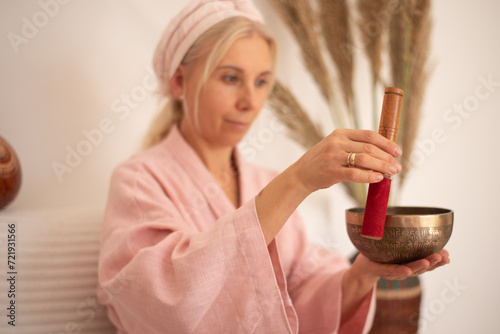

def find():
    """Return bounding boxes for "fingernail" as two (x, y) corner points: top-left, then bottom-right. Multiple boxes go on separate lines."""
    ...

(394, 147), (402, 156)
(375, 174), (384, 181)
(396, 163), (402, 171)
(389, 166), (397, 174)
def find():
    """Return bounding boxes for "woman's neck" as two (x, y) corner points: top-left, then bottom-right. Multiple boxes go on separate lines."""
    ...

(178, 124), (240, 207)
(188, 139), (234, 175)
(204, 148), (240, 208)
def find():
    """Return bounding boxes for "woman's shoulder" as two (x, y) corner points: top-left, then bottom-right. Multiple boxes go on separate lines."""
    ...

(111, 140), (173, 182)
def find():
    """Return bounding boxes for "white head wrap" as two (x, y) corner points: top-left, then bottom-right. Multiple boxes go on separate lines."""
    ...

(153, 0), (264, 93)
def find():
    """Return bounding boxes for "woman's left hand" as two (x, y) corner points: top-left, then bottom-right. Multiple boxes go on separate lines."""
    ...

(350, 249), (451, 282)
(341, 250), (450, 322)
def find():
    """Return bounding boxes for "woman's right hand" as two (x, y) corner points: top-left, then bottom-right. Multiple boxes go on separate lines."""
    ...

(256, 128), (402, 245)
(290, 129), (403, 194)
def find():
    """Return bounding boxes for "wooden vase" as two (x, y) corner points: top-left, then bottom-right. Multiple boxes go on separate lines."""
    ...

(0, 136), (22, 209)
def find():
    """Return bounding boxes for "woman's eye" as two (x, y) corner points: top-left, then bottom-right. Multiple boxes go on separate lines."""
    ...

(256, 79), (268, 87)
(223, 75), (238, 83)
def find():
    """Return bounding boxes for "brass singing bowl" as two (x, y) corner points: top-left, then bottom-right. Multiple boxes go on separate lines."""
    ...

(346, 207), (453, 264)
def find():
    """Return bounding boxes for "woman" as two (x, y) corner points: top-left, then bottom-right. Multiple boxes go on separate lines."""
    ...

(98, 1), (450, 333)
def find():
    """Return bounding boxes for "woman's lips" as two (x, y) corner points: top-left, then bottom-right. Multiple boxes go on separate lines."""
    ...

(225, 120), (250, 130)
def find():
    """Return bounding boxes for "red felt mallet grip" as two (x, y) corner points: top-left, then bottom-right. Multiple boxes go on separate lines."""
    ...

(361, 87), (403, 240)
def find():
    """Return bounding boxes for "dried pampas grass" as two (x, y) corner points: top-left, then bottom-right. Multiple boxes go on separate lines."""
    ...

(268, 81), (323, 149)
(268, 0), (333, 103)
(319, 0), (357, 127)
(357, 0), (389, 84)
(390, 0), (432, 186)
(268, 0), (434, 205)
(357, 0), (390, 131)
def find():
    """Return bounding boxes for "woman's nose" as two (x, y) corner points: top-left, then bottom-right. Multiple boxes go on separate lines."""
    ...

(236, 83), (256, 111)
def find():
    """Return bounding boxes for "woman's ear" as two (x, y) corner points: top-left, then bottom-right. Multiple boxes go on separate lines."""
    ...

(170, 66), (185, 100)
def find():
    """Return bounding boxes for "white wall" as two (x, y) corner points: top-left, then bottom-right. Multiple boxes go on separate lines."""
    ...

(1, 1), (499, 333)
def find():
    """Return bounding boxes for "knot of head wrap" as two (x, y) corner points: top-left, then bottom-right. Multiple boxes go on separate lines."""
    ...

(153, 0), (264, 94)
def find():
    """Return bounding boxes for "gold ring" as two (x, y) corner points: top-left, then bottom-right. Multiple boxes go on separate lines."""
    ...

(347, 152), (357, 167)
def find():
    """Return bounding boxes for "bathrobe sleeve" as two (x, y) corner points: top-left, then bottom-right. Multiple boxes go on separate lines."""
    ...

(275, 212), (376, 334)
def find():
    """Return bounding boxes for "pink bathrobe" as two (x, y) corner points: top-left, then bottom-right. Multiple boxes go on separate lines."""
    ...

(98, 126), (376, 334)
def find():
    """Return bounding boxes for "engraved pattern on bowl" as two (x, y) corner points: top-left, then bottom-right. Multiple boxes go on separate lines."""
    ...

(346, 207), (453, 264)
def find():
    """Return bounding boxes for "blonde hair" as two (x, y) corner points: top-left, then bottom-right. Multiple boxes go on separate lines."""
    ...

(143, 16), (277, 149)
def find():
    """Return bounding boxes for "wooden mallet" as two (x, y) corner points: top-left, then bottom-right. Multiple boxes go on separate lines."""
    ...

(361, 87), (403, 240)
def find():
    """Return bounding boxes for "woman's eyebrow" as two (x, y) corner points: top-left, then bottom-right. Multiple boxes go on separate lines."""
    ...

(217, 65), (243, 72)
(217, 65), (272, 76)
